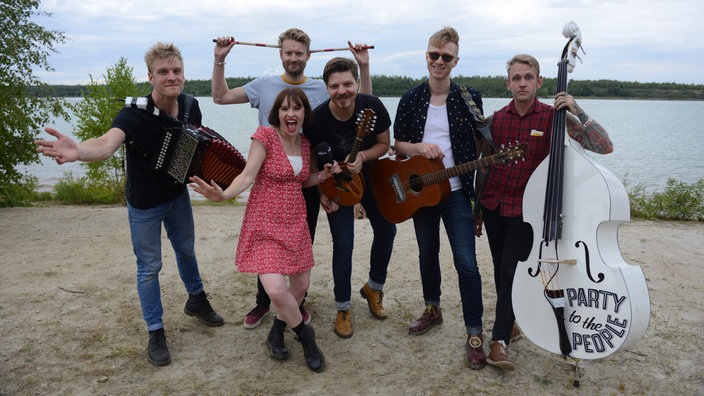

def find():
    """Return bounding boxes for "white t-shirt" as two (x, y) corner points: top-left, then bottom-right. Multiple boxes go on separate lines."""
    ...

(422, 103), (462, 191)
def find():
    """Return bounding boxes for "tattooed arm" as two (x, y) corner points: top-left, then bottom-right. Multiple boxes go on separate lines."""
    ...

(555, 92), (614, 154)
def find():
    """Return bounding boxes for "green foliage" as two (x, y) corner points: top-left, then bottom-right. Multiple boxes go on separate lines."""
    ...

(0, 174), (39, 207)
(68, 57), (150, 205)
(0, 0), (68, 207)
(628, 178), (704, 221)
(53, 173), (123, 204)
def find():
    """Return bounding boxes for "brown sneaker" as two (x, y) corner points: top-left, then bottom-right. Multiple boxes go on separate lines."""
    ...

(360, 283), (388, 319)
(334, 310), (353, 338)
(466, 334), (487, 369)
(408, 304), (443, 335)
(487, 340), (515, 371)
(510, 322), (523, 343)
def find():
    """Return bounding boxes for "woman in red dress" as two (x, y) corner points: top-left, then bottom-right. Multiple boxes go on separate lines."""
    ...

(190, 88), (339, 373)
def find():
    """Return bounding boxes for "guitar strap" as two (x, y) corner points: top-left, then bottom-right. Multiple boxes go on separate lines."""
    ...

(460, 86), (496, 151)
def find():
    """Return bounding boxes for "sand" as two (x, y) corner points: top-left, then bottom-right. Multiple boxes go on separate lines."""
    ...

(1, 204), (702, 395)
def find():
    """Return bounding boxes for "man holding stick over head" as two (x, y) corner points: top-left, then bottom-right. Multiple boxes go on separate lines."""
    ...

(211, 28), (373, 340)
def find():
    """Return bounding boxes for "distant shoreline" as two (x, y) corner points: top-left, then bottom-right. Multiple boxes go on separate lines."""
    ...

(35, 76), (704, 101)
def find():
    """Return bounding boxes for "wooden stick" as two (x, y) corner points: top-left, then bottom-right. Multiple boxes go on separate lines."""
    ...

(212, 39), (374, 53)
(310, 46), (374, 53)
(211, 39), (279, 48)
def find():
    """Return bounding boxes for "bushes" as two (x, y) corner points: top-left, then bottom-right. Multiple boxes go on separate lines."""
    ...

(628, 178), (703, 221)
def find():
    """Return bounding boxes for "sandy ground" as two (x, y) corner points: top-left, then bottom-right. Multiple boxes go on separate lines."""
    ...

(1, 203), (702, 395)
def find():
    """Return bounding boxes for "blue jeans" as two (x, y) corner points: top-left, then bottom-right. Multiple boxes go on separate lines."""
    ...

(127, 190), (204, 331)
(412, 190), (483, 335)
(326, 185), (396, 308)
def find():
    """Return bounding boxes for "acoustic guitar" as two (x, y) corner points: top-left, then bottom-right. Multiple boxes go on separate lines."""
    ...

(371, 143), (526, 223)
(319, 108), (376, 206)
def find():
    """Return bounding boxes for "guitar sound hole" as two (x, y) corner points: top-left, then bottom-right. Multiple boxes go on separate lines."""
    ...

(408, 175), (423, 193)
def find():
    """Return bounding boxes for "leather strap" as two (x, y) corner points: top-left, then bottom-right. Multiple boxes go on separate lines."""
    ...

(460, 86), (496, 150)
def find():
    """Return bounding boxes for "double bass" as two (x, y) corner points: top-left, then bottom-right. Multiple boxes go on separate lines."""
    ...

(512, 22), (650, 363)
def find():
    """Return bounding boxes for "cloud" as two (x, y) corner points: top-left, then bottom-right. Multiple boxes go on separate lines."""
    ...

(32, 0), (704, 85)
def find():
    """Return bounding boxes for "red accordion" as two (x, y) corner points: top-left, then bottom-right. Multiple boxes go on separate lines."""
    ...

(153, 124), (246, 188)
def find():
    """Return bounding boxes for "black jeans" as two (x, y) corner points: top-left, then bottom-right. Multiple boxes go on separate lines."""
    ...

(481, 205), (533, 344)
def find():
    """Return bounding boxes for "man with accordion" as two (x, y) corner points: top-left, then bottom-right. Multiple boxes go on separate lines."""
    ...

(35, 42), (224, 367)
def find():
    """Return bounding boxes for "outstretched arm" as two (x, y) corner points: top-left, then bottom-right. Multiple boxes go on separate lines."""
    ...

(190, 138), (268, 201)
(35, 127), (125, 164)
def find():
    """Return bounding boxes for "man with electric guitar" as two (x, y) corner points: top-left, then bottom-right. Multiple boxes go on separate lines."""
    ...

(304, 57), (396, 339)
(391, 27), (490, 370)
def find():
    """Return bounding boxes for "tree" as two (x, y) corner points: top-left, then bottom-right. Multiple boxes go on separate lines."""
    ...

(0, 0), (68, 206)
(67, 57), (149, 204)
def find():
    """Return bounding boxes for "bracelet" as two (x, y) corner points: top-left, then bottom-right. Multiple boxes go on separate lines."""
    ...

(214, 59), (226, 66)
(316, 172), (323, 184)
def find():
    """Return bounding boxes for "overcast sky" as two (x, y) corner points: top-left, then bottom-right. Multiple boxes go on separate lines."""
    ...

(33, 0), (704, 86)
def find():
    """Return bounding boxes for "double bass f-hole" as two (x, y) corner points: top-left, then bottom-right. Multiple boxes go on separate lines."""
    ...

(575, 240), (605, 283)
(528, 240), (605, 284)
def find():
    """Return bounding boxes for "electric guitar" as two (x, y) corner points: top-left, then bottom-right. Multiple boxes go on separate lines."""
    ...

(319, 108), (376, 206)
(371, 143), (527, 223)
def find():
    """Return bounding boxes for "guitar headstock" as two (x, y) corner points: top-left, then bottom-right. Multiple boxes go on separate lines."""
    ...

(495, 142), (528, 164)
(356, 108), (377, 138)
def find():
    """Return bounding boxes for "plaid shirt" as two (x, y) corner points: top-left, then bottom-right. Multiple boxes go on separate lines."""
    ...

(479, 98), (554, 217)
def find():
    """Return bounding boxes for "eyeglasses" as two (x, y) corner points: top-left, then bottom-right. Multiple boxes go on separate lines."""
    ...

(427, 51), (455, 63)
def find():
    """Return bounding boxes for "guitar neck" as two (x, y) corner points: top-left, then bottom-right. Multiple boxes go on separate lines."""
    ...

(347, 136), (364, 163)
(420, 155), (498, 186)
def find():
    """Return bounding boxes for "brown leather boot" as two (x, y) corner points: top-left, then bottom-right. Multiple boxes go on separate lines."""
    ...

(408, 305), (443, 335)
(511, 322), (523, 343)
(466, 334), (487, 370)
(360, 283), (387, 319)
(334, 310), (353, 338)
(487, 340), (515, 371)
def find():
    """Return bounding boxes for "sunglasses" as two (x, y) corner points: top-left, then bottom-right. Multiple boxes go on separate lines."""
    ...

(427, 51), (455, 63)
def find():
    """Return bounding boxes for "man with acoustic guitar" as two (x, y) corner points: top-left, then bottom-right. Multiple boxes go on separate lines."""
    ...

(304, 57), (396, 339)
(392, 27), (489, 370)
(212, 28), (373, 332)
(474, 53), (613, 371)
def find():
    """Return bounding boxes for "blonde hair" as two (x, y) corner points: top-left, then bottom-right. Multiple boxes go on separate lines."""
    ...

(506, 54), (540, 77)
(428, 27), (459, 52)
(144, 42), (183, 73)
(278, 28), (312, 51)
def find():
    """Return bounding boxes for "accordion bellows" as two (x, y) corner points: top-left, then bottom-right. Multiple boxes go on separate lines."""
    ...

(153, 124), (246, 188)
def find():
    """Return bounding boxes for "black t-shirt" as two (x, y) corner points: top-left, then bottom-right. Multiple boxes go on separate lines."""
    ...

(304, 93), (391, 171)
(112, 93), (202, 209)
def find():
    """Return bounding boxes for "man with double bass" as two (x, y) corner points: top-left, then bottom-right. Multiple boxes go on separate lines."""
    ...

(474, 53), (614, 371)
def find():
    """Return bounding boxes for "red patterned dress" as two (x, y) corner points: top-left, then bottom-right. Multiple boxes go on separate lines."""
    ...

(235, 126), (314, 275)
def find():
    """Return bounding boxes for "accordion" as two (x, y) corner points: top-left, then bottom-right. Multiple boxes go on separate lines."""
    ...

(153, 124), (246, 188)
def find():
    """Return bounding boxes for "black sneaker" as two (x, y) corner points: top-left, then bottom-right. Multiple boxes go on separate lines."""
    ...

(184, 291), (224, 326)
(147, 328), (170, 367)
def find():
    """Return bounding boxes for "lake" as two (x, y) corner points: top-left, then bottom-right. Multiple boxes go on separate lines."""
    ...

(24, 97), (704, 195)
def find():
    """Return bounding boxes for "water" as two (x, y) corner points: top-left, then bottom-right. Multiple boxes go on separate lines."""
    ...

(25, 97), (704, 194)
